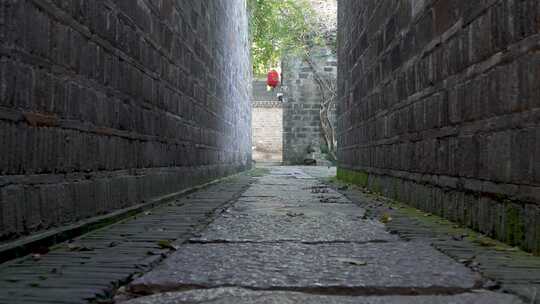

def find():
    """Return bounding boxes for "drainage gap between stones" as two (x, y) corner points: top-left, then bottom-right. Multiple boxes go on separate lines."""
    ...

(186, 239), (396, 245)
(122, 283), (480, 300)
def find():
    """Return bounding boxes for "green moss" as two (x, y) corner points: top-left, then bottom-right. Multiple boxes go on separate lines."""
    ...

(337, 168), (369, 187)
(505, 203), (525, 247)
(246, 167), (270, 177)
(371, 178), (382, 194)
(336, 168), (537, 256)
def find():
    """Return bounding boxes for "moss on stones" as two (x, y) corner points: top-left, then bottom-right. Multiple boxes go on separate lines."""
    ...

(334, 168), (537, 255)
(337, 168), (368, 187)
(505, 202), (525, 247)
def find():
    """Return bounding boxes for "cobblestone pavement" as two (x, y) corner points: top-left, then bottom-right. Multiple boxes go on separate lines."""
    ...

(0, 174), (252, 304)
(121, 167), (524, 304)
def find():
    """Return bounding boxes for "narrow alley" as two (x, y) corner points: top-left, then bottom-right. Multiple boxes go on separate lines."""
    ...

(2, 0), (540, 303)
(1, 167), (534, 303)
(119, 167), (522, 303)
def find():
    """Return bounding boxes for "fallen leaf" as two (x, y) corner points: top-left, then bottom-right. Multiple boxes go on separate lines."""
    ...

(474, 238), (497, 247)
(380, 213), (392, 223)
(157, 240), (178, 250)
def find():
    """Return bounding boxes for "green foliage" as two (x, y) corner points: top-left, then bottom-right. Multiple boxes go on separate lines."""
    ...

(248, 0), (320, 76)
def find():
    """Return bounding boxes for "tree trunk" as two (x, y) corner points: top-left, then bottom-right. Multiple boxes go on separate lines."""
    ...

(304, 55), (337, 161)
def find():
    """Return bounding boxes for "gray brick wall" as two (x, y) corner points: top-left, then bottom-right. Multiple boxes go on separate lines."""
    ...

(282, 47), (337, 164)
(0, 0), (251, 241)
(252, 103), (283, 163)
(337, 0), (540, 254)
(252, 79), (280, 102)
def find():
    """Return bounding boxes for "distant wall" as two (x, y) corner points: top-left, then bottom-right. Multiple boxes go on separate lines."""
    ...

(0, 0), (251, 241)
(337, 0), (540, 254)
(282, 47), (337, 165)
(251, 80), (282, 163)
(252, 102), (283, 163)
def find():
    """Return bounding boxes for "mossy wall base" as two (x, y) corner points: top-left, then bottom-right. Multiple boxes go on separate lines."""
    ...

(337, 168), (540, 255)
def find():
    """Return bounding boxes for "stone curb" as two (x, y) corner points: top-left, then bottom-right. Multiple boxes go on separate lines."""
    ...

(0, 173), (243, 264)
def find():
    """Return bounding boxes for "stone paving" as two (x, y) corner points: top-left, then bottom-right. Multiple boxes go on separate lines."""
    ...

(123, 288), (521, 304)
(0, 174), (252, 304)
(0, 167), (535, 303)
(122, 167), (524, 303)
(337, 183), (540, 304)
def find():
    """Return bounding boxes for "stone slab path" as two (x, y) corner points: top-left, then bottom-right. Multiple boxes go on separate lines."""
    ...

(0, 174), (252, 304)
(337, 179), (540, 303)
(122, 167), (524, 303)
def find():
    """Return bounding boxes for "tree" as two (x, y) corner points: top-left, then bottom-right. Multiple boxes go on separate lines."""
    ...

(305, 55), (337, 161)
(248, 0), (317, 76)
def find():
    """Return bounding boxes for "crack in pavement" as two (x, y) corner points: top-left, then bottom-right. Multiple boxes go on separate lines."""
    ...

(187, 239), (395, 245)
(126, 283), (481, 298)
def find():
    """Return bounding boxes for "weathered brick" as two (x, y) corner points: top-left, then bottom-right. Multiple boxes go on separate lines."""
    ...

(14, 63), (33, 109)
(282, 47), (336, 164)
(23, 186), (41, 232)
(0, 57), (10, 107)
(511, 129), (535, 184)
(469, 12), (493, 63)
(513, 0), (539, 40)
(534, 127), (540, 183)
(1, 185), (24, 236)
(489, 131), (512, 182)
(0, 0), (251, 242)
(491, 1), (512, 52)
(338, 0), (540, 253)
(0, 122), (8, 175)
(433, 0), (454, 35)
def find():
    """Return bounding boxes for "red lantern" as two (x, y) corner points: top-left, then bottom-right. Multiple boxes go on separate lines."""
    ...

(267, 69), (280, 88)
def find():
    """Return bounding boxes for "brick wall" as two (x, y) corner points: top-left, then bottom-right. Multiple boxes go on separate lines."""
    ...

(252, 103), (283, 163)
(282, 47), (337, 164)
(0, 0), (251, 241)
(337, 0), (540, 254)
(251, 80), (282, 163)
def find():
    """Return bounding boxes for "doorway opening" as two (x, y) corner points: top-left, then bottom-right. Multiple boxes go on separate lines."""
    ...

(251, 80), (284, 165)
